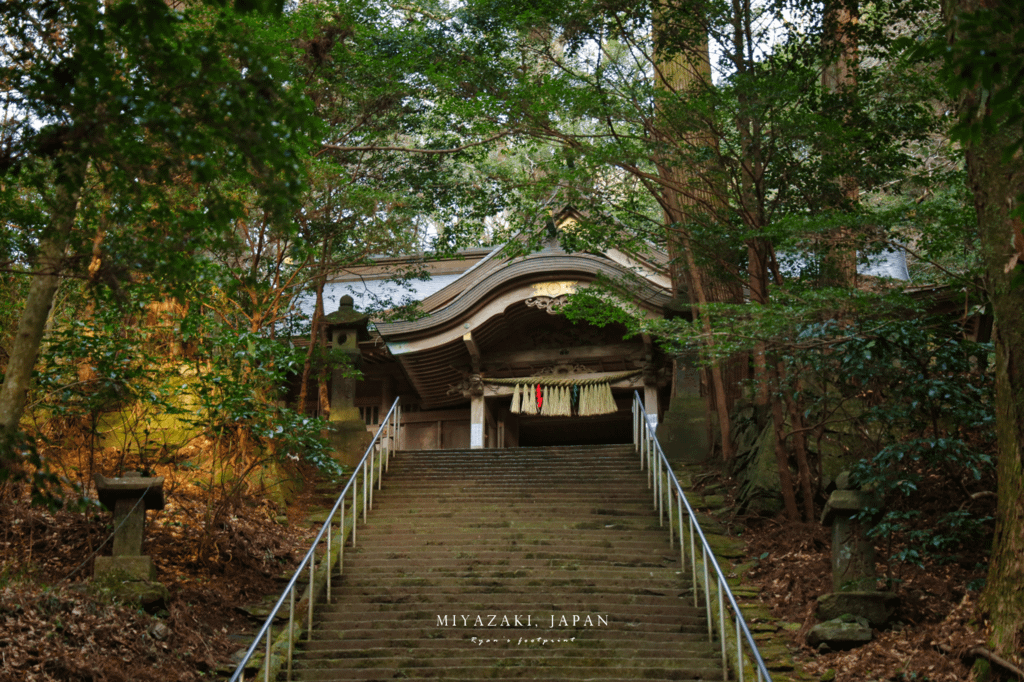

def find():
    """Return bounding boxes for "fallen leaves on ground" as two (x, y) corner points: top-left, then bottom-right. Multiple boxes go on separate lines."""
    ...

(0, 452), (328, 681)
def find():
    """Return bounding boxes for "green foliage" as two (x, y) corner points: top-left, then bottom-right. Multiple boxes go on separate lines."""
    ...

(176, 275), (342, 479)
(910, 4), (1024, 162)
(0, 429), (64, 510)
(444, 0), (945, 269)
(782, 314), (995, 567)
(560, 280), (644, 331)
(0, 0), (314, 286)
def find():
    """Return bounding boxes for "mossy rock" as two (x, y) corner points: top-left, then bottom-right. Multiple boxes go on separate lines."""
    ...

(253, 460), (302, 510)
(740, 603), (774, 622)
(94, 381), (203, 454)
(701, 494), (727, 509)
(704, 533), (747, 558)
(327, 422), (375, 468)
(306, 509), (339, 525)
(91, 571), (169, 612)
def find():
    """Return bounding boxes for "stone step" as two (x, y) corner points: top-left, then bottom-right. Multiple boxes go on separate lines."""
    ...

(284, 445), (725, 682)
(305, 629), (716, 646)
(309, 614), (712, 630)
(324, 594), (700, 609)
(333, 560), (682, 573)
(298, 639), (718, 655)
(314, 608), (710, 625)
(290, 669), (720, 682)
(292, 657), (722, 672)
(325, 587), (699, 601)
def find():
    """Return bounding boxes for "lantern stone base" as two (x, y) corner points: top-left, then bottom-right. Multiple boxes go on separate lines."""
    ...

(327, 420), (375, 468)
(817, 591), (899, 627)
(94, 555), (157, 581)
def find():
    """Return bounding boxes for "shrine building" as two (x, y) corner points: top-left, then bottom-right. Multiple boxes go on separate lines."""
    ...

(309, 215), (680, 455)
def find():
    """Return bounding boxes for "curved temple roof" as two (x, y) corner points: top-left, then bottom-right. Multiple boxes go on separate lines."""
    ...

(372, 238), (673, 408)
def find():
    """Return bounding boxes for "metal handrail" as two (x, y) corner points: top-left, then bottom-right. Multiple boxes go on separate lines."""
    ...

(229, 397), (403, 682)
(632, 392), (772, 682)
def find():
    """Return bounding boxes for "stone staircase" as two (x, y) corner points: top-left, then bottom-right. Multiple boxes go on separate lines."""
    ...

(289, 444), (725, 681)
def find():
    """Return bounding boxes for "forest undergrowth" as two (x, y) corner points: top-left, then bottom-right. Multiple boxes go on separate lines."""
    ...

(0, 445), (323, 682)
(0, 438), (1010, 681)
(714, 466), (1003, 682)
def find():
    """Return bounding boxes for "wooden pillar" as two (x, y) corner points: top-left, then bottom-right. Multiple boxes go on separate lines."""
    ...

(470, 394), (485, 449)
(381, 377), (393, 416)
(643, 358), (660, 433)
(644, 383), (660, 433)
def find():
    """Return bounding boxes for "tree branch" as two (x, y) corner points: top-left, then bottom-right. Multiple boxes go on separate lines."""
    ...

(316, 131), (516, 157)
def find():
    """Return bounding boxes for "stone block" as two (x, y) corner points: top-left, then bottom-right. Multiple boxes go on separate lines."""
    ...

(254, 460), (301, 510)
(658, 394), (710, 464)
(807, 615), (872, 650)
(816, 591), (899, 627)
(821, 490), (881, 525)
(94, 555), (157, 581)
(326, 421), (375, 468)
(103, 578), (169, 611)
(736, 421), (784, 516)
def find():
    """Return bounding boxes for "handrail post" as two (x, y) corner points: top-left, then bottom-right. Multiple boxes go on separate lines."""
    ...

(659, 458), (665, 524)
(652, 445), (658, 508)
(287, 584), (296, 681)
(264, 619), (272, 682)
(678, 500), (685, 565)
(640, 415), (646, 471)
(668, 485), (674, 548)
(368, 446), (375, 510)
(719, 580), (728, 680)
(326, 520), (332, 604)
(656, 451), (662, 518)
(704, 547), (712, 643)
(737, 615), (743, 682)
(644, 432), (650, 479)
(308, 557), (314, 640)
(691, 516), (698, 608)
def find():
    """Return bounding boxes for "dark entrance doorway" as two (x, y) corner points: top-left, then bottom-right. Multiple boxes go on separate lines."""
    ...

(515, 410), (633, 446)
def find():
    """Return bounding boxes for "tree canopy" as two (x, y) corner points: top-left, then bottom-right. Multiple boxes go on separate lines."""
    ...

(1, 0), (1022, 666)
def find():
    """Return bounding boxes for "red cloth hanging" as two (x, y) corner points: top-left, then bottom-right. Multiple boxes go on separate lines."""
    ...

(536, 384), (543, 410)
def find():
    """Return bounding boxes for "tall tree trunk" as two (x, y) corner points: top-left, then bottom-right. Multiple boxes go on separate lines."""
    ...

(820, 0), (860, 287)
(732, 0), (773, 409)
(770, 377), (800, 521)
(316, 288), (331, 419)
(780, 362), (815, 522)
(653, 3), (741, 461)
(298, 258), (329, 416)
(0, 157), (87, 433)
(944, 0), (1024, 658)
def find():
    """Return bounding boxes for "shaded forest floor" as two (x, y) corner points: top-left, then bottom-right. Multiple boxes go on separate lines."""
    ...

(0, 449), (1010, 682)
(689, 467), (1002, 682)
(743, 521), (989, 681)
(0, 448), (328, 682)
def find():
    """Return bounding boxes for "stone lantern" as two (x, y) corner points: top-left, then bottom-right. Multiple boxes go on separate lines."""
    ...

(93, 472), (165, 580)
(813, 472), (898, 635)
(321, 295), (373, 465)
